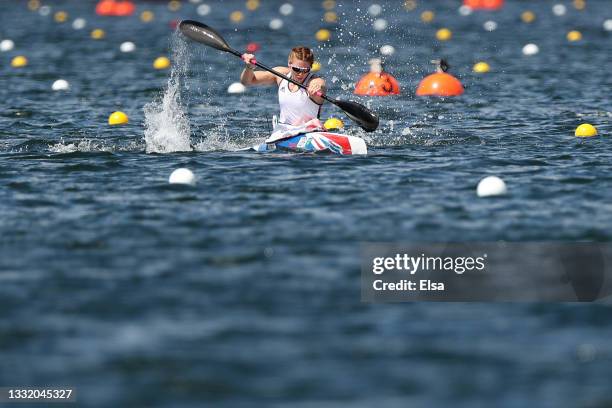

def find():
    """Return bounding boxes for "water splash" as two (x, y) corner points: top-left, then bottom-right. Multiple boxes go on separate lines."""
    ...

(143, 32), (192, 153)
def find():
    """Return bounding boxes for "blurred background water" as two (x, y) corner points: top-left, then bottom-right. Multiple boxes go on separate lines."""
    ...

(1, 0), (612, 406)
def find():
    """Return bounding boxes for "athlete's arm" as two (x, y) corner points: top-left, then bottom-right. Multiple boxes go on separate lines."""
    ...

(307, 78), (326, 105)
(240, 53), (287, 86)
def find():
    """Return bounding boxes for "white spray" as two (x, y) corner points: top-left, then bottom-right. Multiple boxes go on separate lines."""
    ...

(143, 32), (192, 153)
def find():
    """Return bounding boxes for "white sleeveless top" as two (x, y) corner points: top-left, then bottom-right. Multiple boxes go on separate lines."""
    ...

(278, 72), (322, 126)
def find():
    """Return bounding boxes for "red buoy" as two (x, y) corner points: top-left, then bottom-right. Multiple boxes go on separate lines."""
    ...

(114, 1), (135, 16)
(416, 72), (464, 97)
(246, 42), (261, 53)
(463, 0), (504, 10)
(95, 0), (116, 16)
(354, 72), (400, 96)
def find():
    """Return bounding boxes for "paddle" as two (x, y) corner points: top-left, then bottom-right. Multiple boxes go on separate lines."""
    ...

(179, 20), (379, 132)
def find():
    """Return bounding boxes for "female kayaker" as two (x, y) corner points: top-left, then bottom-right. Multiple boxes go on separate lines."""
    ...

(240, 46), (326, 127)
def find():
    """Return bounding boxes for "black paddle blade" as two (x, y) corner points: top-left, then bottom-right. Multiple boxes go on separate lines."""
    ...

(332, 99), (379, 132)
(179, 20), (233, 53)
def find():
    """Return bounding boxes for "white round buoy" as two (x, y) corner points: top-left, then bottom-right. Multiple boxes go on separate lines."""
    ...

(458, 5), (473, 16)
(483, 20), (498, 32)
(227, 82), (246, 94)
(0, 39), (15, 52)
(169, 168), (196, 185)
(39, 5), (51, 16)
(373, 18), (388, 31)
(196, 4), (211, 16)
(477, 176), (507, 197)
(552, 4), (567, 16)
(120, 41), (136, 53)
(604, 19), (612, 32)
(269, 18), (283, 30)
(72, 18), (86, 30)
(52, 79), (70, 91)
(380, 44), (395, 56)
(279, 3), (294, 16)
(522, 43), (539, 56)
(368, 4), (382, 17)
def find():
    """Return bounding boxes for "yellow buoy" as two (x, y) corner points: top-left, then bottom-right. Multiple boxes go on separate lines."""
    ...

(324, 117), (344, 130)
(575, 123), (597, 137)
(11, 56), (28, 68)
(521, 11), (536, 23)
(324, 11), (337, 23)
(230, 11), (244, 23)
(153, 56), (171, 70)
(168, 0), (181, 12)
(315, 28), (331, 41)
(91, 29), (105, 40)
(311, 61), (321, 72)
(421, 11), (434, 23)
(246, 0), (260, 11)
(567, 30), (582, 42)
(322, 0), (336, 10)
(140, 10), (154, 22)
(27, 0), (40, 11)
(473, 62), (490, 73)
(108, 111), (129, 126)
(436, 28), (452, 41)
(573, 0), (585, 10)
(54, 11), (68, 23)
(404, 0), (417, 11)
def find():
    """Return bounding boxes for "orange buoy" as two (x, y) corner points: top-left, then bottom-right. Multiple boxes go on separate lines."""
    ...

(463, 0), (504, 10)
(95, 0), (116, 16)
(416, 72), (464, 97)
(113, 1), (135, 16)
(354, 72), (400, 96)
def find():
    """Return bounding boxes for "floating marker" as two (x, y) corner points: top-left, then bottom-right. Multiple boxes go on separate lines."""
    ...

(227, 82), (246, 94)
(169, 168), (196, 185)
(196, 4), (211, 16)
(246, 42), (260, 53)
(522, 43), (539, 55)
(91, 28), (105, 40)
(464, 0), (504, 10)
(567, 30), (582, 42)
(604, 20), (612, 32)
(421, 10), (434, 23)
(269, 18), (283, 30)
(483, 20), (497, 31)
(436, 28), (452, 41)
(322, 0), (335, 10)
(108, 111), (128, 125)
(416, 72), (463, 96)
(311, 61), (321, 72)
(168, 0), (181, 12)
(153, 56), (171, 70)
(373, 18), (388, 31)
(11, 56), (28, 68)
(575, 123), (597, 137)
(52, 79), (70, 91)
(72, 18), (86, 30)
(230, 11), (244, 23)
(0, 39), (15, 52)
(521, 10), (535, 23)
(458, 5), (473, 16)
(28, 0), (40, 11)
(552, 4), (567, 16)
(315, 28), (331, 41)
(141, 10), (154, 22)
(477, 176), (507, 197)
(54, 11), (68, 23)
(324, 117), (345, 130)
(246, 0), (260, 11)
(380, 45), (395, 56)
(324, 11), (337, 23)
(120, 41), (136, 52)
(368, 4), (382, 16)
(279, 3), (294, 15)
(39, 5), (51, 16)
(473, 62), (490, 73)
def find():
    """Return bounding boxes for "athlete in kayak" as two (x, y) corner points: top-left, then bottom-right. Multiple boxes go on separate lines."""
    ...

(240, 46), (326, 128)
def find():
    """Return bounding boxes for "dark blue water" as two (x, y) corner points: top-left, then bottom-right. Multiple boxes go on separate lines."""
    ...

(1, 0), (612, 406)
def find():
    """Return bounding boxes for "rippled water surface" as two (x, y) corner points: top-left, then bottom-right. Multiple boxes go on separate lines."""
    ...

(1, 0), (612, 406)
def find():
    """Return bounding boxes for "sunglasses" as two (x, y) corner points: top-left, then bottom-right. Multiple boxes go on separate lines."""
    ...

(289, 65), (311, 74)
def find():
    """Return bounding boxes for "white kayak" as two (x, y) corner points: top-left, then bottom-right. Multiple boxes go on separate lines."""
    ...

(249, 131), (367, 155)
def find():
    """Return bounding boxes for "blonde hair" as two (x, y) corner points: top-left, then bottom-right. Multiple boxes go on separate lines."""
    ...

(288, 46), (314, 64)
